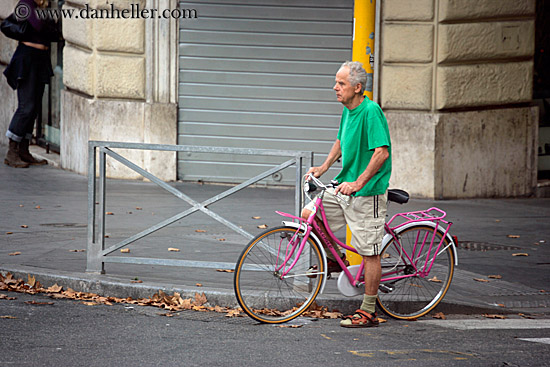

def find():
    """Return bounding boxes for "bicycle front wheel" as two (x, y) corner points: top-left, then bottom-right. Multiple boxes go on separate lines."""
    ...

(377, 224), (455, 320)
(234, 226), (325, 324)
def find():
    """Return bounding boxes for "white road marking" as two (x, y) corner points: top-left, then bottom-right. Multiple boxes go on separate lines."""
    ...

(518, 338), (550, 345)
(417, 319), (550, 330)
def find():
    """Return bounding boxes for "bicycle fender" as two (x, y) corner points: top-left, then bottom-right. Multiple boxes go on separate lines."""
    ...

(281, 221), (328, 295)
(381, 221), (458, 266)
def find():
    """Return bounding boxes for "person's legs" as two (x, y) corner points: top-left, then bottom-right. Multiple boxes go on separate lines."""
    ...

(7, 72), (41, 140)
(7, 71), (47, 165)
(19, 81), (47, 165)
(340, 193), (387, 327)
(4, 76), (38, 168)
(360, 254), (381, 313)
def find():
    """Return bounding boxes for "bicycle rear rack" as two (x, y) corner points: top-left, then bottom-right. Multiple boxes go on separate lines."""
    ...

(387, 207), (451, 232)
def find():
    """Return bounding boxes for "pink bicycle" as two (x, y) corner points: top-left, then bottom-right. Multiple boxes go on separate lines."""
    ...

(234, 174), (458, 324)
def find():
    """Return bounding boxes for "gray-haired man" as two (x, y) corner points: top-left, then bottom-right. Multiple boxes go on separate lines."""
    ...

(302, 61), (392, 327)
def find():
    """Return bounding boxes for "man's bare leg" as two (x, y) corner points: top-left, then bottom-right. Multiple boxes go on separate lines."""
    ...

(360, 254), (381, 314)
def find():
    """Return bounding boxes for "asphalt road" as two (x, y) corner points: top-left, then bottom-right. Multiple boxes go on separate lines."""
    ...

(1, 291), (549, 367)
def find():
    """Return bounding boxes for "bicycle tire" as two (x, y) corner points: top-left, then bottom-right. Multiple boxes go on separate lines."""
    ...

(234, 226), (325, 324)
(377, 224), (455, 320)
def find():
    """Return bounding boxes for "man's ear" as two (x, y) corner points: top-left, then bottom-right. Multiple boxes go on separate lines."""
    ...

(354, 83), (362, 94)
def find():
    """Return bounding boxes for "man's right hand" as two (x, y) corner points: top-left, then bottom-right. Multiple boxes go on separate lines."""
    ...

(306, 166), (324, 179)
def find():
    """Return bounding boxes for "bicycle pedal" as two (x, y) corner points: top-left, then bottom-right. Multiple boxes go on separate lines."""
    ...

(379, 284), (395, 293)
(306, 265), (318, 279)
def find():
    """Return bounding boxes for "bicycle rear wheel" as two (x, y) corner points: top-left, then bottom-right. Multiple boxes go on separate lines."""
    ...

(234, 226), (325, 324)
(377, 224), (455, 320)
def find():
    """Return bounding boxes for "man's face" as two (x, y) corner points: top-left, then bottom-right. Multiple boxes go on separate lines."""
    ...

(333, 67), (361, 106)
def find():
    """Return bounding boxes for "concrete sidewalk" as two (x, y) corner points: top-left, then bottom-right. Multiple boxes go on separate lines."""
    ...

(1, 145), (549, 317)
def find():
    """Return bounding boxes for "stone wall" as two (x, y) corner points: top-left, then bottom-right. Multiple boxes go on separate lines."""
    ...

(61, 0), (178, 181)
(380, 0), (537, 198)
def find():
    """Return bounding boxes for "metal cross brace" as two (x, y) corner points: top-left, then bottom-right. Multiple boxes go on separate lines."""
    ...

(98, 147), (299, 257)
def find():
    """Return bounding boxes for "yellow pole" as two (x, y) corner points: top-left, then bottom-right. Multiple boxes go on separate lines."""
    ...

(347, 0), (376, 266)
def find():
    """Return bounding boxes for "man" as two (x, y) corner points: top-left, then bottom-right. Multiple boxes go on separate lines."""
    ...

(302, 61), (391, 328)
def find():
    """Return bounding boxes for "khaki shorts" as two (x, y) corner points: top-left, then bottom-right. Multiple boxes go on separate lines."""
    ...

(304, 188), (387, 256)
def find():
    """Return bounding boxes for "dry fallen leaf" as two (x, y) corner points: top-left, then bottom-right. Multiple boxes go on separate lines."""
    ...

(257, 224), (268, 229)
(0, 316), (17, 319)
(433, 312), (446, 320)
(322, 311), (342, 319)
(218, 238), (226, 242)
(168, 248), (180, 252)
(428, 276), (443, 283)
(106, 212), (114, 215)
(120, 248), (130, 253)
(488, 275), (502, 279)
(216, 269), (235, 273)
(483, 314), (507, 319)
(512, 253), (529, 257)
(6, 232), (13, 235)
(20, 225), (28, 228)
(474, 278), (490, 282)
(8, 252), (21, 256)
(195, 229), (206, 233)
(194, 292), (207, 306)
(27, 275), (36, 288)
(136, 207), (142, 210)
(507, 235), (520, 238)
(130, 280), (143, 284)
(195, 283), (203, 287)
(0, 294), (16, 300)
(225, 309), (241, 318)
(378, 317), (388, 323)
(69, 249), (85, 253)
(252, 216), (261, 220)
(45, 284), (62, 293)
(35, 205), (41, 209)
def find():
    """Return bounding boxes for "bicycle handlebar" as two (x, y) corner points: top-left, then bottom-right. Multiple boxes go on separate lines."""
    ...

(304, 173), (349, 204)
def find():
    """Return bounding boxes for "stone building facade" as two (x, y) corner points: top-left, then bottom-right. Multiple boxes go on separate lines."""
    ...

(0, 0), (540, 198)
(380, 0), (538, 198)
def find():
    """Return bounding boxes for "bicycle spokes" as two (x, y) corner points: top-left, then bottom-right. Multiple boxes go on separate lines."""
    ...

(378, 225), (455, 319)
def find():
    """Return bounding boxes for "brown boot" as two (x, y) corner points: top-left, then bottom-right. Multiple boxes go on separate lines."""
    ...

(4, 139), (30, 168)
(19, 139), (47, 165)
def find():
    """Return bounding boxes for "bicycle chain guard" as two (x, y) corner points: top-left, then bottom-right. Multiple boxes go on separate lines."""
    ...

(337, 265), (364, 297)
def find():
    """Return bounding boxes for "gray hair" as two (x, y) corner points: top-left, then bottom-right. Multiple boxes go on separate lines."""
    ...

(340, 61), (367, 94)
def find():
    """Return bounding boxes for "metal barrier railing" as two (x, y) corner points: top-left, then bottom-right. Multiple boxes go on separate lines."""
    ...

(86, 141), (313, 274)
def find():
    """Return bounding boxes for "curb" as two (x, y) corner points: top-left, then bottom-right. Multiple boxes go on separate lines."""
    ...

(1, 265), (532, 318)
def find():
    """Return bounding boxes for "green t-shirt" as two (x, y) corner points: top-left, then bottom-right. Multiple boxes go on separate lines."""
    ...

(334, 98), (392, 196)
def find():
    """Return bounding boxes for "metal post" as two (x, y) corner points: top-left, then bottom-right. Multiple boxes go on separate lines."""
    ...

(95, 147), (107, 274)
(295, 156), (302, 218)
(86, 143), (100, 273)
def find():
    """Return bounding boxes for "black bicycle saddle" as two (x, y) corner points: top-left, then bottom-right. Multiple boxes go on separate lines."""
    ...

(388, 189), (409, 204)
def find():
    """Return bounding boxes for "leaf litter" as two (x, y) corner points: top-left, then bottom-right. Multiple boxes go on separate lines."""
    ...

(0, 273), (342, 322)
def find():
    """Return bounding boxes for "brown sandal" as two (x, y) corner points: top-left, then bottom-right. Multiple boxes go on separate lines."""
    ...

(340, 309), (379, 328)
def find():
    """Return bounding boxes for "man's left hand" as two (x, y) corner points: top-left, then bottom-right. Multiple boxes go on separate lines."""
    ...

(335, 181), (361, 196)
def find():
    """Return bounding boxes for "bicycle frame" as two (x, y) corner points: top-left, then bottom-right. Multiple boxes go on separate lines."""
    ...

(275, 188), (457, 293)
